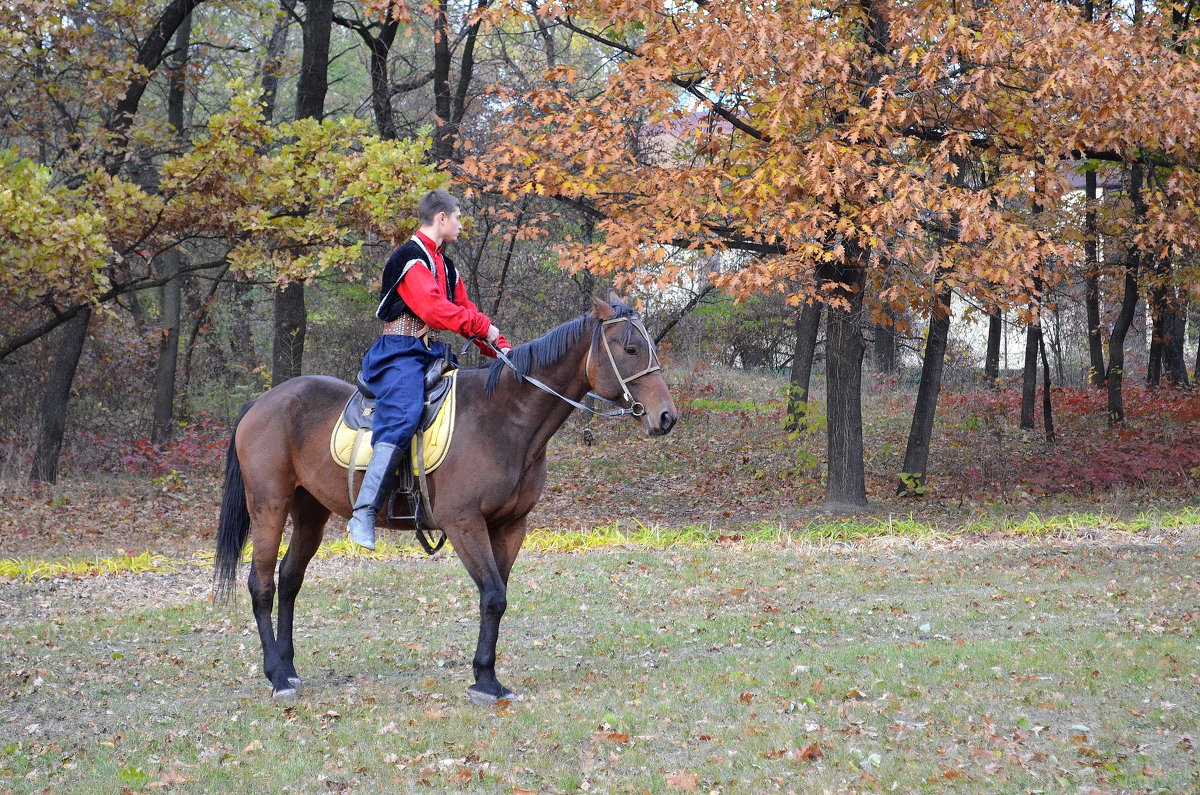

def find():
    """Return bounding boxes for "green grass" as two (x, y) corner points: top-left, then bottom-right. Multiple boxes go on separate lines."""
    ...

(682, 397), (783, 412)
(4, 506), (1197, 582)
(2, 539), (1197, 793)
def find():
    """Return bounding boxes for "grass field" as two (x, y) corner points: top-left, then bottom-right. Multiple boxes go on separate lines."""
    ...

(2, 535), (1197, 794)
(2, 366), (1199, 792)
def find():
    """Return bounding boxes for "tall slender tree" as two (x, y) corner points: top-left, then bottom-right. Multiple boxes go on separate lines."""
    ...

(151, 12), (194, 444)
(897, 276), (952, 496)
(271, 0), (333, 385)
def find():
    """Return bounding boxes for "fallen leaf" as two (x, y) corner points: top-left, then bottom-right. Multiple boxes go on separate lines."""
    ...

(789, 742), (824, 762)
(595, 730), (630, 743)
(666, 770), (699, 791)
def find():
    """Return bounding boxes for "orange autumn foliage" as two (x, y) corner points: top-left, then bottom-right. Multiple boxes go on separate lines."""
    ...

(465, 0), (1200, 313)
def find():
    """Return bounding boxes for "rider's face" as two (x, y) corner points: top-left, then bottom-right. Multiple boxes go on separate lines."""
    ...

(438, 209), (463, 243)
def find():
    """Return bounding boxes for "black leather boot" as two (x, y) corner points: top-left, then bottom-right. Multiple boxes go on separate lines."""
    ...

(347, 441), (399, 550)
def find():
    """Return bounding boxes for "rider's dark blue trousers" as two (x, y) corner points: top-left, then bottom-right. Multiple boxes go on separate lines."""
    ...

(359, 335), (450, 448)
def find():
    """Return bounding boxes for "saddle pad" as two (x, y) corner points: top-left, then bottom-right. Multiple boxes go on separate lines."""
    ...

(329, 371), (458, 473)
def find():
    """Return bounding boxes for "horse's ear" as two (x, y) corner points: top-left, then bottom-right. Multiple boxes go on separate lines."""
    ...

(606, 287), (629, 305)
(591, 295), (616, 320)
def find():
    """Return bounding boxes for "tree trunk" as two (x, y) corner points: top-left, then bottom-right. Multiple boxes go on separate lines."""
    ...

(872, 315), (897, 375)
(367, 23), (400, 139)
(1084, 168), (1106, 386)
(1106, 265), (1140, 424)
(151, 250), (183, 444)
(1039, 325), (1055, 443)
(1194, 307), (1200, 383)
(260, 9), (290, 124)
(270, 0), (332, 383)
(166, 12), (191, 134)
(1106, 164), (1144, 425)
(897, 285), (951, 496)
(431, 0), (454, 161)
(823, 255), (868, 508)
(984, 309), (1002, 386)
(228, 277), (257, 384)
(430, 0), (486, 161)
(296, 0), (332, 121)
(1020, 324), (1040, 429)
(150, 15), (191, 444)
(30, 307), (92, 484)
(1147, 277), (1168, 387)
(785, 300), (823, 432)
(180, 263), (231, 401)
(1050, 308), (1066, 386)
(272, 282), (306, 385)
(1150, 284), (1189, 388)
(102, 0), (208, 174)
(1164, 299), (1189, 387)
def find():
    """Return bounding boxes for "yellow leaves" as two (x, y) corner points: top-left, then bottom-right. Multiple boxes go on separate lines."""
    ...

(152, 92), (444, 279)
(0, 150), (110, 305)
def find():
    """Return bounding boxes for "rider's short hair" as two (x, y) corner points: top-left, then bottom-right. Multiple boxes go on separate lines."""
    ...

(418, 190), (459, 226)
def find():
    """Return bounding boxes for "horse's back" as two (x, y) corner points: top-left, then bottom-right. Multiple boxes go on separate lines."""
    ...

(250, 375), (354, 421)
(237, 376), (354, 491)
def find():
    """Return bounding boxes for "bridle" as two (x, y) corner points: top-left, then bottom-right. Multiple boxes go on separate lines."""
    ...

(586, 315), (662, 414)
(476, 314), (662, 419)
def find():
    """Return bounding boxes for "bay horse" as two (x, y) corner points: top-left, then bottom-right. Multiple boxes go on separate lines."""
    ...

(214, 296), (677, 702)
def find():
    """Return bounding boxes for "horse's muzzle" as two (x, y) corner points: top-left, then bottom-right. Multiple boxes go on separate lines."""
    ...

(648, 409), (677, 436)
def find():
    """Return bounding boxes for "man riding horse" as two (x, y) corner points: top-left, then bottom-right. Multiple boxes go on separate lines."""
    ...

(349, 189), (512, 549)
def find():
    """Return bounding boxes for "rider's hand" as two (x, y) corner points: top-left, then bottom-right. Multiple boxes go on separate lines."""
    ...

(486, 324), (501, 345)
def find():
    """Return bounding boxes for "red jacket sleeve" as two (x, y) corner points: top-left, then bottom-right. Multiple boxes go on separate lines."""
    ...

(397, 265), (492, 340)
(449, 279), (512, 356)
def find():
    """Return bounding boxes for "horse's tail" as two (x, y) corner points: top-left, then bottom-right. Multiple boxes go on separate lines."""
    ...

(214, 400), (255, 602)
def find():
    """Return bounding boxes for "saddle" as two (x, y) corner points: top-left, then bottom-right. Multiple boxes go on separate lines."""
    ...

(338, 357), (456, 441)
(329, 359), (458, 550)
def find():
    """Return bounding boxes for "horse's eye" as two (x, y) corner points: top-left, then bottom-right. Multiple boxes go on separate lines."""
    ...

(625, 346), (638, 355)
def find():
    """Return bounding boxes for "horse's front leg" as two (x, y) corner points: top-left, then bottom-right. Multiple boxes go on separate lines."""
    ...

(451, 518), (516, 705)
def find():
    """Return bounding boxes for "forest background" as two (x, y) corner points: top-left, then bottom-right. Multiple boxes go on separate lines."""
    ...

(1, 0), (1199, 544)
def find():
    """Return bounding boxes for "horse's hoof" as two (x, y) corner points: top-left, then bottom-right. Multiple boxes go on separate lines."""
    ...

(467, 685), (516, 707)
(272, 686), (299, 701)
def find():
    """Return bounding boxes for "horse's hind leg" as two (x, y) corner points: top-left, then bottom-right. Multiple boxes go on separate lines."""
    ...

(273, 488), (330, 698)
(245, 489), (293, 698)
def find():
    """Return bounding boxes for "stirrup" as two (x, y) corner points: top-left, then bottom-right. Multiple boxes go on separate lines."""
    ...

(386, 489), (421, 524)
(386, 489), (445, 555)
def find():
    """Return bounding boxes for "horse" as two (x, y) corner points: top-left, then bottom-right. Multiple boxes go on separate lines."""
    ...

(213, 295), (678, 702)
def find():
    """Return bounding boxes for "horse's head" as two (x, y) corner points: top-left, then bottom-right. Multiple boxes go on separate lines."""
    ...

(587, 294), (678, 436)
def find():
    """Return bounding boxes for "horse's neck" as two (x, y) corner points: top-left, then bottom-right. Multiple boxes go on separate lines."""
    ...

(504, 335), (592, 461)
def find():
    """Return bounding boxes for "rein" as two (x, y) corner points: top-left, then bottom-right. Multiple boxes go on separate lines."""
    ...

(468, 316), (661, 419)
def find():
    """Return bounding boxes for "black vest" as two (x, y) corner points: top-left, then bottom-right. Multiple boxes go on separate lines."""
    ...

(375, 237), (460, 322)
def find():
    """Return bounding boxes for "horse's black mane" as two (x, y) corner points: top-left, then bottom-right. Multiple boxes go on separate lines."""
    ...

(484, 301), (638, 396)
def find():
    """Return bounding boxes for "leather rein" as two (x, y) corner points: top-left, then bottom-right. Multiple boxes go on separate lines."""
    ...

(471, 315), (662, 419)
